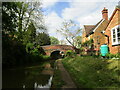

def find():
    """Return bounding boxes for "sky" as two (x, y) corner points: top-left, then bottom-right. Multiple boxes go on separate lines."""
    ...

(41, 0), (119, 42)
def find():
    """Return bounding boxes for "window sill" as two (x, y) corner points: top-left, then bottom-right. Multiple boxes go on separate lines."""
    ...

(112, 43), (120, 46)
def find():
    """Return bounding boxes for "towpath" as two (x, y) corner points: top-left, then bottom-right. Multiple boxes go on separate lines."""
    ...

(56, 59), (76, 88)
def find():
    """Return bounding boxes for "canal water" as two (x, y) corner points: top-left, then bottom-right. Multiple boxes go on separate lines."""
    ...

(2, 60), (55, 89)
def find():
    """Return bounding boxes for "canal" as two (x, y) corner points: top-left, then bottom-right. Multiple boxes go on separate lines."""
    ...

(2, 60), (55, 89)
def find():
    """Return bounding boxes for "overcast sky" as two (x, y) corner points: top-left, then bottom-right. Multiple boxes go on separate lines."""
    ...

(41, 0), (119, 41)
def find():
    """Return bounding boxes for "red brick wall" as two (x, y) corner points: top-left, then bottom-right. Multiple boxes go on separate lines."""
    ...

(105, 9), (120, 54)
(93, 20), (108, 50)
(41, 45), (74, 55)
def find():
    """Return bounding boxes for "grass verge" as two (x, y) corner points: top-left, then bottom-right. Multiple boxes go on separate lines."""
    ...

(62, 56), (120, 89)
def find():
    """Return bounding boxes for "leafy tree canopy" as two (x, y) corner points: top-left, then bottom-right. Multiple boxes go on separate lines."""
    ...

(36, 32), (51, 46)
(50, 36), (59, 45)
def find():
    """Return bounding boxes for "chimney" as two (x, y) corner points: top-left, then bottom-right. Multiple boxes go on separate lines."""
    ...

(102, 7), (108, 20)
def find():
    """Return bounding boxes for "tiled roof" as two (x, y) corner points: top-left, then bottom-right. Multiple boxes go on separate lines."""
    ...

(84, 25), (95, 36)
(84, 19), (103, 37)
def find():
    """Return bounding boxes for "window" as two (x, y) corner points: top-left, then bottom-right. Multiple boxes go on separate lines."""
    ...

(111, 25), (120, 45)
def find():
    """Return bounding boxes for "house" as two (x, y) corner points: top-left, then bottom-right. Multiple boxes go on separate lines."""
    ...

(104, 6), (120, 54)
(82, 6), (120, 54)
(82, 25), (95, 43)
(82, 8), (109, 51)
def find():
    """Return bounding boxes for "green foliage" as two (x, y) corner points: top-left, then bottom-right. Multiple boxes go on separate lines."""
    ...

(2, 2), (51, 69)
(26, 43), (34, 53)
(81, 39), (94, 55)
(106, 53), (115, 58)
(2, 2), (18, 33)
(2, 2), (46, 43)
(106, 53), (120, 59)
(23, 22), (36, 44)
(50, 36), (59, 45)
(66, 50), (76, 57)
(36, 32), (51, 46)
(62, 56), (120, 88)
(79, 47), (84, 51)
(74, 36), (82, 48)
(78, 47), (84, 55)
(115, 53), (120, 58)
(42, 55), (51, 61)
(82, 39), (94, 48)
(26, 43), (46, 56)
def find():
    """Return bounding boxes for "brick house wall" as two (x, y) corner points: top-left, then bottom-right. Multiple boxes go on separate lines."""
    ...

(105, 8), (120, 54)
(82, 8), (109, 52)
(93, 20), (108, 50)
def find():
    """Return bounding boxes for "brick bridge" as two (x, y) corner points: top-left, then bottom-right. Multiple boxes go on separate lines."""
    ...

(41, 45), (75, 56)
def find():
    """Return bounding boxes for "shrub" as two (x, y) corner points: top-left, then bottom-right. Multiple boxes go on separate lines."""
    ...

(66, 50), (76, 57)
(115, 53), (120, 58)
(26, 43), (45, 56)
(106, 53), (120, 59)
(26, 43), (34, 53)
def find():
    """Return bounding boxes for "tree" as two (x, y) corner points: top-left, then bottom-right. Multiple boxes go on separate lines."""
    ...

(2, 2), (46, 43)
(15, 2), (46, 42)
(57, 20), (81, 48)
(59, 40), (67, 45)
(2, 2), (18, 37)
(36, 32), (51, 46)
(50, 36), (59, 45)
(74, 36), (82, 48)
(2, 2), (47, 68)
(23, 21), (36, 44)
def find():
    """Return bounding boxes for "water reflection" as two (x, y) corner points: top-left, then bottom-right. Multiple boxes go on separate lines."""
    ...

(2, 61), (54, 89)
(35, 75), (53, 90)
(22, 75), (53, 90)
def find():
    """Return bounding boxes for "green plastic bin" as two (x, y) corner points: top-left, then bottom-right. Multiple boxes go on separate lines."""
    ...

(100, 44), (108, 56)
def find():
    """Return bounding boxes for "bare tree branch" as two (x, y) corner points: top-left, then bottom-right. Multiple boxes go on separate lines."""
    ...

(57, 20), (81, 48)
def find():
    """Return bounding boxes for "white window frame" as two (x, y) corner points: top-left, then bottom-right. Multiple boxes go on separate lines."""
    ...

(111, 25), (120, 45)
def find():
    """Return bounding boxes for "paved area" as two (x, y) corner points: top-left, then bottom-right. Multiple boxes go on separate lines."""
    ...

(57, 59), (76, 88)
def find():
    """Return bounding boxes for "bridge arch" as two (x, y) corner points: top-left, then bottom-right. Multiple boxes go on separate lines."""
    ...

(50, 50), (61, 59)
(41, 45), (74, 56)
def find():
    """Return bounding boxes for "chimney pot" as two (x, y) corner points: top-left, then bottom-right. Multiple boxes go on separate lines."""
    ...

(102, 7), (108, 20)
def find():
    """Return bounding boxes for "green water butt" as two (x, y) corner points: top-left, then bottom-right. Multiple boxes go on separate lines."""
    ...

(100, 44), (109, 56)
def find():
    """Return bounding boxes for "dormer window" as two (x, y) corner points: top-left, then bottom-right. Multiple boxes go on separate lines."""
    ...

(111, 25), (120, 45)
